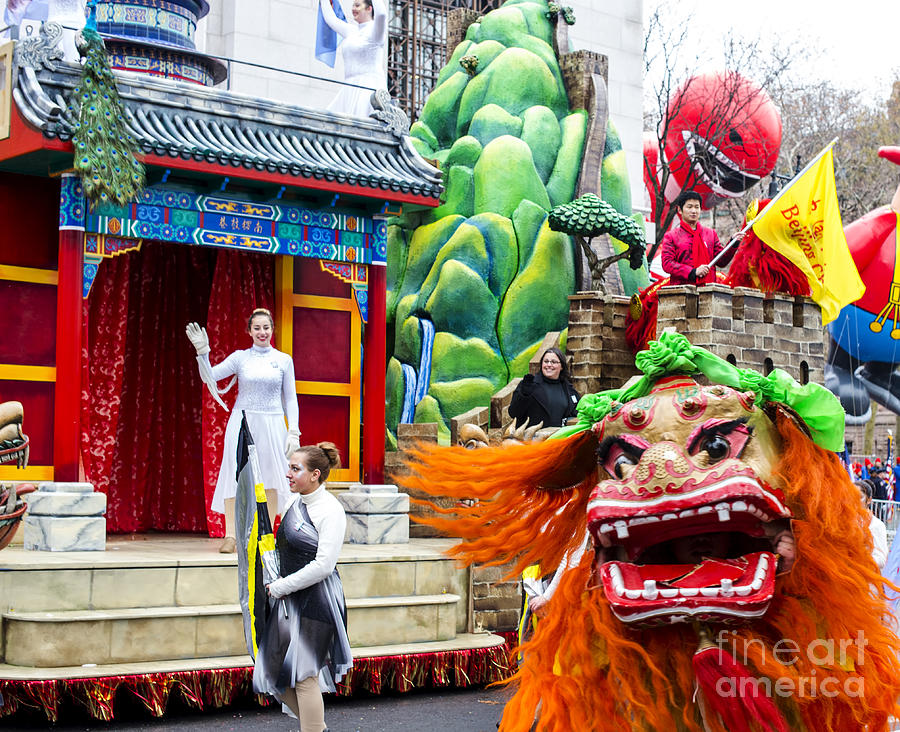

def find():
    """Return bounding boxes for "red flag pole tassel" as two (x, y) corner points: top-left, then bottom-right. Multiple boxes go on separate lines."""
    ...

(691, 626), (788, 732)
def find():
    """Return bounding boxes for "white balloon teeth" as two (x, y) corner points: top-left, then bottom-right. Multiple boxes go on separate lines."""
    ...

(602, 552), (774, 602)
(593, 498), (779, 544)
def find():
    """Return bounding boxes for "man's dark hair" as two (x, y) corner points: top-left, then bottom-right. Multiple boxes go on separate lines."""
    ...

(674, 190), (702, 209)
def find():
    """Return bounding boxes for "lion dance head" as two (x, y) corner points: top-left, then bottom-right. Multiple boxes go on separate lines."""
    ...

(402, 332), (900, 731)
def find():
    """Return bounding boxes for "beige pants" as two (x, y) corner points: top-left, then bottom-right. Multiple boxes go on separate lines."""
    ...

(280, 676), (326, 731)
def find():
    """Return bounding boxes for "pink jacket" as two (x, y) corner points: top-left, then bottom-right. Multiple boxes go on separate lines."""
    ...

(660, 223), (726, 285)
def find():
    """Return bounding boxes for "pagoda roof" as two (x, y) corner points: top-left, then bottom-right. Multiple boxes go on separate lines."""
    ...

(6, 49), (442, 206)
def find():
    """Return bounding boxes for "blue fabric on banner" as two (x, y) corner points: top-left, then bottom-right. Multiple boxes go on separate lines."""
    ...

(316, 0), (347, 68)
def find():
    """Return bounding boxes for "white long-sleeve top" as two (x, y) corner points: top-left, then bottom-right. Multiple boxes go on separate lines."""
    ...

(540, 534), (590, 601)
(319, 0), (386, 86)
(200, 344), (299, 431)
(870, 514), (889, 570)
(267, 484), (346, 598)
(319, 0), (387, 43)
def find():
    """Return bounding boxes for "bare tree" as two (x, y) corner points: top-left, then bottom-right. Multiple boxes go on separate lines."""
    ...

(783, 81), (899, 223)
(643, 5), (807, 260)
(712, 80), (900, 235)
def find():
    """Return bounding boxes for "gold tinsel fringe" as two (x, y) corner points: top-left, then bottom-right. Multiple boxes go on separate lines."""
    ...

(0, 639), (515, 722)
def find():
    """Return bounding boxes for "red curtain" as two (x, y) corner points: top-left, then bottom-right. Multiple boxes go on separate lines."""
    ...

(82, 241), (215, 532)
(81, 253), (133, 522)
(81, 241), (275, 533)
(201, 249), (274, 537)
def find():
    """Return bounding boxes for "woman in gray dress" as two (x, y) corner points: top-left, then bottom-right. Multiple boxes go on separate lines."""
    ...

(254, 442), (353, 731)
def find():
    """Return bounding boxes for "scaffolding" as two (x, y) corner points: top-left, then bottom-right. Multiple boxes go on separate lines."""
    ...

(387, 0), (502, 121)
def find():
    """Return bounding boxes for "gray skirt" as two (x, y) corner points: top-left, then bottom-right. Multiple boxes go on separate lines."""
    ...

(252, 502), (353, 697)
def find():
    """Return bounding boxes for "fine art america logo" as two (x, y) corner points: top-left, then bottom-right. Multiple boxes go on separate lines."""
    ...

(714, 630), (868, 698)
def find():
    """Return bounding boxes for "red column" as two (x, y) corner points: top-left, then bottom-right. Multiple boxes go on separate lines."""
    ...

(362, 264), (386, 484)
(53, 229), (83, 481)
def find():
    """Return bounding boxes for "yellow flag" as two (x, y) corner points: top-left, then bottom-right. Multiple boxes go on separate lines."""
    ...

(751, 146), (864, 324)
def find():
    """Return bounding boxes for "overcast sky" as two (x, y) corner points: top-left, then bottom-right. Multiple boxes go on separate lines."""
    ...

(644, 0), (899, 99)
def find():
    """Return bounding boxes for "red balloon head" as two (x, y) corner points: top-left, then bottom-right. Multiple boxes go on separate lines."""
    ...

(661, 72), (782, 210)
(642, 132), (661, 213)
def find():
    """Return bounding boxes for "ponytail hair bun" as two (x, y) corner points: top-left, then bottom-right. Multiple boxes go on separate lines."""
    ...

(316, 441), (342, 470)
(295, 442), (342, 483)
(247, 308), (274, 330)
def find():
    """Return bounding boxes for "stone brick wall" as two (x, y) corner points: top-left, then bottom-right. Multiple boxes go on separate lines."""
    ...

(472, 561), (522, 633)
(384, 423), (452, 539)
(447, 9), (481, 55)
(567, 292), (638, 396)
(566, 285), (826, 396)
(655, 285), (825, 386)
(558, 50), (608, 115)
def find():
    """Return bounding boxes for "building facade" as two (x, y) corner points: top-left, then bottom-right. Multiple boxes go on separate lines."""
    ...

(199, 0), (644, 207)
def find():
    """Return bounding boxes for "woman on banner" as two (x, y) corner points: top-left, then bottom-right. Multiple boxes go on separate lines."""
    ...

(255, 442), (353, 731)
(316, 0), (387, 117)
(186, 308), (300, 553)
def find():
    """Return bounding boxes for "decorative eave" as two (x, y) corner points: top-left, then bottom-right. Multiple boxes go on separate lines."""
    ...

(5, 37), (443, 206)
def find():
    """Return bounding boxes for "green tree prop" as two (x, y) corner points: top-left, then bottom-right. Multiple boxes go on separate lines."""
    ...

(548, 193), (646, 286)
(386, 0), (646, 445)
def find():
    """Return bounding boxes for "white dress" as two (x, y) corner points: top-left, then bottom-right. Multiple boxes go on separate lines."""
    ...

(205, 344), (299, 514)
(319, 0), (387, 117)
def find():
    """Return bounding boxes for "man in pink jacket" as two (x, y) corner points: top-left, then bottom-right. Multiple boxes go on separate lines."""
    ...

(660, 190), (732, 285)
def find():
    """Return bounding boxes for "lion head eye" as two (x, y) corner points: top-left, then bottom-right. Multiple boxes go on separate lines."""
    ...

(612, 452), (639, 479)
(598, 437), (648, 480)
(688, 419), (752, 464)
(701, 434), (731, 462)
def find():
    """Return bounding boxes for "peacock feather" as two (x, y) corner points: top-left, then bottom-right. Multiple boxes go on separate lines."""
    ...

(70, 25), (144, 207)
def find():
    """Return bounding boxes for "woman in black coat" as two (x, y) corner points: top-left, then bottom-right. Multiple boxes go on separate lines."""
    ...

(508, 347), (579, 429)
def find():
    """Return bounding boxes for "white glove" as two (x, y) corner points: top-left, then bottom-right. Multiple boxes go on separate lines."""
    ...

(185, 322), (210, 355)
(284, 429), (301, 458)
(187, 322), (229, 411)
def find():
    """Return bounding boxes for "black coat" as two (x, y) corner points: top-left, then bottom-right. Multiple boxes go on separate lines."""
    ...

(508, 373), (579, 429)
(871, 474), (889, 501)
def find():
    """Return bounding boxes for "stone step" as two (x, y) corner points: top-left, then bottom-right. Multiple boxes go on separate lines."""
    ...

(346, 593), (460, 647)
(0, 632), (507, 680)
(0, 540), (467, 611)
(2, 594), (461, 667)
(0, 557), (466, 609)
(2, 604), (245, 668)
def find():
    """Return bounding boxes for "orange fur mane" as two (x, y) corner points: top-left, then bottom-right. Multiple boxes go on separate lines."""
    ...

(401, 416), (900, 731)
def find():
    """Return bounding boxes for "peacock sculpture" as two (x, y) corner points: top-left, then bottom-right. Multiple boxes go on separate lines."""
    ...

(70, 5), (144, 207)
